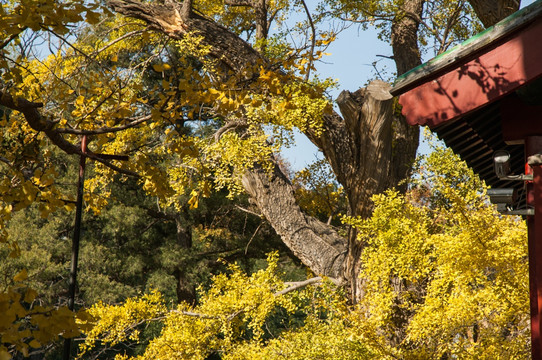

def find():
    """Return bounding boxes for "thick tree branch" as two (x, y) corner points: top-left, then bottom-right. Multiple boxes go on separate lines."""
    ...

(107, 0), (266, 72)
(242, 164), (347, 278)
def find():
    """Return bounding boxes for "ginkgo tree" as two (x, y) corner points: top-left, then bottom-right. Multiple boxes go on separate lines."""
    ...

(0, 0), (524, 357)
(0, 0), (519, 297)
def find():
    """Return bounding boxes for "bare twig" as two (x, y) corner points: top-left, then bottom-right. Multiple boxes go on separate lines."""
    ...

(245, 221), (263, 254)
(235, 205), (263, 218)
(44, 28), (98, 64)
(300, 0), (315, 81)
(438, 2), (463, 54)
(93, 27), (149, 55)
(404, 10), (443, 52)
(56, 114), (152, 135)
(176, 310), (219, 319)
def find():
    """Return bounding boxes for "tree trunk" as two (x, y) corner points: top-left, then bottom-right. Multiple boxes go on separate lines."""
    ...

(173, 217), (196, 304)
(242, 166), (347, 279)
(391, 0), (424, 76)
(106, 0), (516, 302)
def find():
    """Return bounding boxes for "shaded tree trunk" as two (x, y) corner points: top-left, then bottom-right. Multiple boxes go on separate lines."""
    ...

(468, 0), (519, 28)
(147, 208), (197, 304)
(173, 217), (197, 304)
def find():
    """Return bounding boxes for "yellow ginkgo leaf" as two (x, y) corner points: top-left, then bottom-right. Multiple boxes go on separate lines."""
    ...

(24, 288), (38, 303)
(13, 269), (28, 282)
(0, 349), (10, 360)
(188, 189), (199, 209)
(28, 340), (41, 349)
(152, 64), (164, 72)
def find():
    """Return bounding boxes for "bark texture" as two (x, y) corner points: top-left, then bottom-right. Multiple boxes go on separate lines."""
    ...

(108, 0), (265, 72)
(391, 0), (424, 76)
(242, 166), (347, 278)
(468, 0), (520, 28)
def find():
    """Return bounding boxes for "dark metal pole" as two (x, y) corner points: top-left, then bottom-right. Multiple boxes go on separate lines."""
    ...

(63, 135), (88, 360)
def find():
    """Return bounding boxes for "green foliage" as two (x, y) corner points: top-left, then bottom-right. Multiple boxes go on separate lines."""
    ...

(0, 269), (87, 359)
(0, 145), (303, 357)
(0, 150), (299, 303)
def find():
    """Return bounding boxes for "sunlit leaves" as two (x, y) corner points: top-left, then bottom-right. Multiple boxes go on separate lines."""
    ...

(0, 225), (85, 358)
(0, 0), (338, 223)
(75, 142), (531, 359)
(79, 290), (166, 355)
(0, 0), (100, 37)
(0, 281), (83, 358)
(195, 0), (292, 39)
(79, 253), (383, 359)
(79, 253), (298, 359)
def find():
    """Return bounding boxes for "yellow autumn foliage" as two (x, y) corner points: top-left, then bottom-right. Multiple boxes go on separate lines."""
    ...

(346, 141), (529, 359)
(78, 141), (530, 360)
(0, 269), (87, 359)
